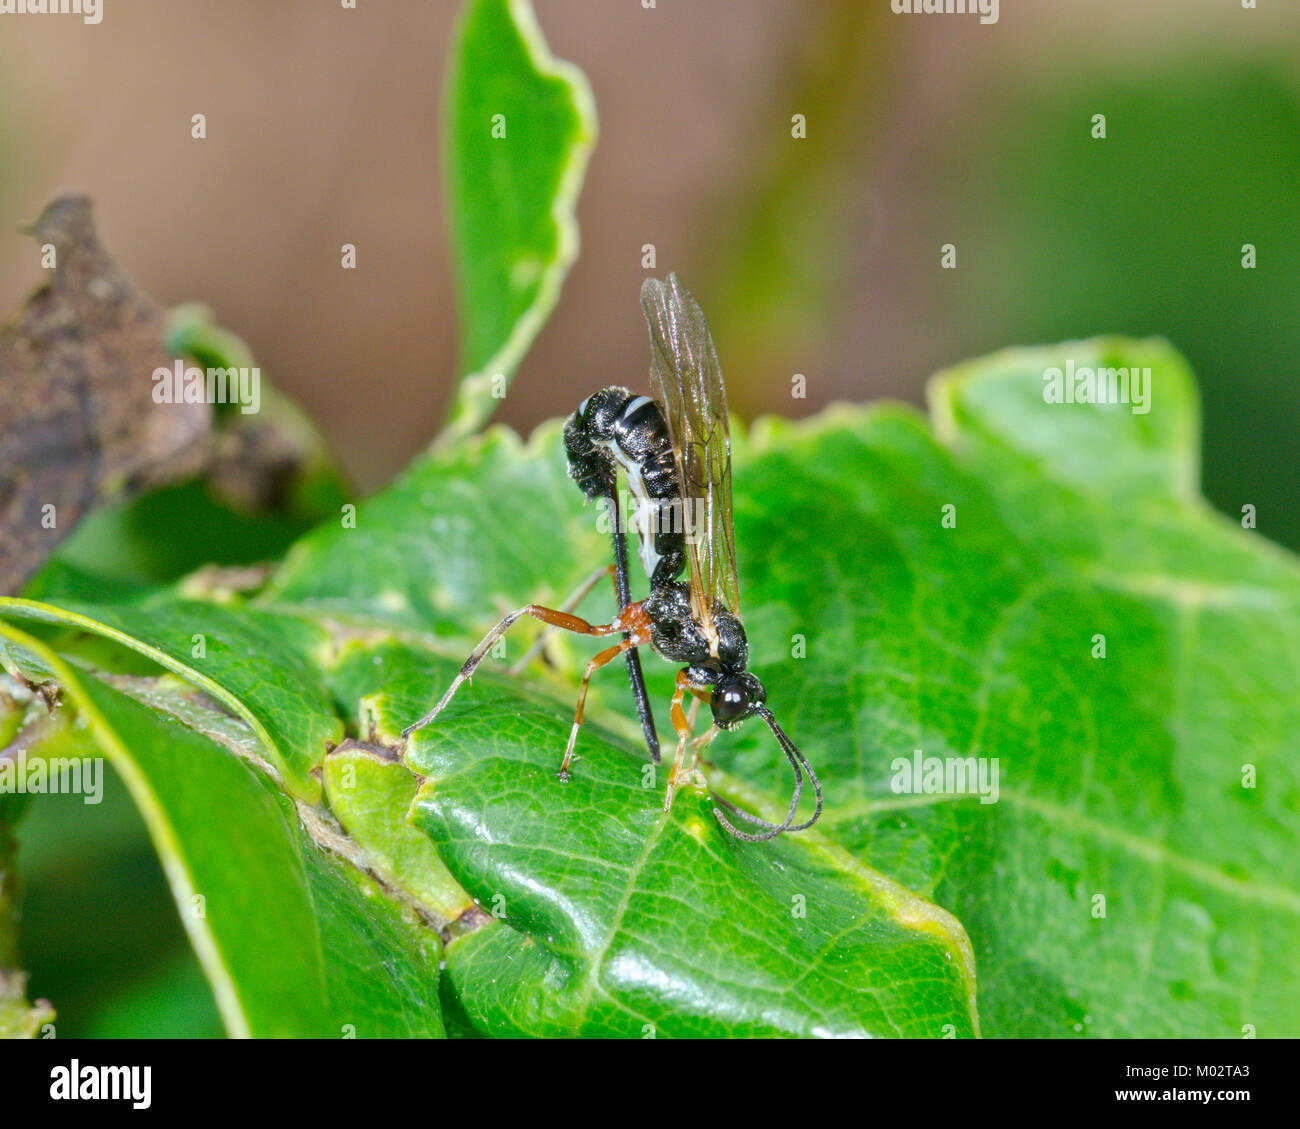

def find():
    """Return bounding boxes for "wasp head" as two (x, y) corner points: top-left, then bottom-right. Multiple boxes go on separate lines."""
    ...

(709, 672), (766, 730)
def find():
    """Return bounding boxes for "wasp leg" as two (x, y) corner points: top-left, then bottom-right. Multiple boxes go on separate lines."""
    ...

(601, 488), (662, 766)
(559, 636), (637, 780)
(664, 669), (696, 813)
(684, 695), (703, 742)
(507, 563), (617, 677)
(688, 703), (717, 782)
(401, 604), (620, 740)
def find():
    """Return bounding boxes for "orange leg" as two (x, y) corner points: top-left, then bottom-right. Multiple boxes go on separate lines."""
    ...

(664, 669), (696, 813)
(688, 696), (717, 776)
(559, 636), (636, 779)
(508, 563), (617, 676)
(685, 695), (702, 740)
(402, 603), (621, 739)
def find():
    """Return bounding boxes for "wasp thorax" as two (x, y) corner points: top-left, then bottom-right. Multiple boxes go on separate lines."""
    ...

(712, 608), (749, 671)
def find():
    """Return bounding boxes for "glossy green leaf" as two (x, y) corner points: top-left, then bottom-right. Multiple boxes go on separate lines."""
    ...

(0, 597), (341, 801)
(410, 708), (976, 1038)
(439, 0), (596, 442)
(260, 337), (1297, 1037)
(322, 733), (472, 924)
(6, 336), (1296, 1036)
(914, 341), (1300, 1036)
(317, 635), (973, 1037)
(0, 623), (444, 1038)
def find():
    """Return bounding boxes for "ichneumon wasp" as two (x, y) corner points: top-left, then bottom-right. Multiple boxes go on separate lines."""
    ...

(403, 273), (821, 842)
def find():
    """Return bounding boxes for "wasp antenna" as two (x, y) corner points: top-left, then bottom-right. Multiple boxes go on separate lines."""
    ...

(762, 707), (823, 833)
(711, 706), (820, 842)
(713, 792), (799, 843)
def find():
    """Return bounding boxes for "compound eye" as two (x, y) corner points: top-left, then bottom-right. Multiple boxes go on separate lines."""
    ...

(711, 679), (749, 726)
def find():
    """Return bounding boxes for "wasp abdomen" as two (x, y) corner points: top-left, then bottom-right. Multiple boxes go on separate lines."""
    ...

(564, 387), (685, 588)
(563, 386), (626, 497)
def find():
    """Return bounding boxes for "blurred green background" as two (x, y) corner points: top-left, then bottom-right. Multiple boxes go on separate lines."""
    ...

(1, 0), (1296, 1034)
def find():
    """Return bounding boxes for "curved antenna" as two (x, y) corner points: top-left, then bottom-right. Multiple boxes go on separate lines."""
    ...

(712, 706), (823, 842)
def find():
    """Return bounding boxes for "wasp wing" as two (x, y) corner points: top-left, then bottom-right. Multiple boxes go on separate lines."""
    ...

(640, 274), (741, 644)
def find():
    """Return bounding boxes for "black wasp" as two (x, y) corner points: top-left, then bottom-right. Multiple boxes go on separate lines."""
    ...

(404, 273), (821, 841)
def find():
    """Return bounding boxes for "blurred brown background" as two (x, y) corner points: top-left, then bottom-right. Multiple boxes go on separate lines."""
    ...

(1, 0), (1297, 544)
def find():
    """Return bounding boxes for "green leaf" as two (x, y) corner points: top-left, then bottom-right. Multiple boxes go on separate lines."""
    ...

(321, 733), (472, 923)
(439, 0), (596, 442)
(0, 597), (341, 801)
(913, 341), (1300, 1036)
(317, 628), (978, 1036)
(258, 421), (986, 1037)
(0, 623), (444, 1038)
(258, 337), (1297, 1037)
(8, 333), (1299, 1037)
(410, 714), (976, 1038)
(7, 335), (1296, 1036)
(1, 786), (54, 1039)
(263, 423), (607, 637)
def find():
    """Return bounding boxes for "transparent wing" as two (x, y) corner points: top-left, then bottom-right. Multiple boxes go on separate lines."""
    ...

(640, 273), (740, 643)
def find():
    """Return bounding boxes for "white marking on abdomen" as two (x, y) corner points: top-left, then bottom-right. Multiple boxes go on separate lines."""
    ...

(595, 437), (663, 582)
